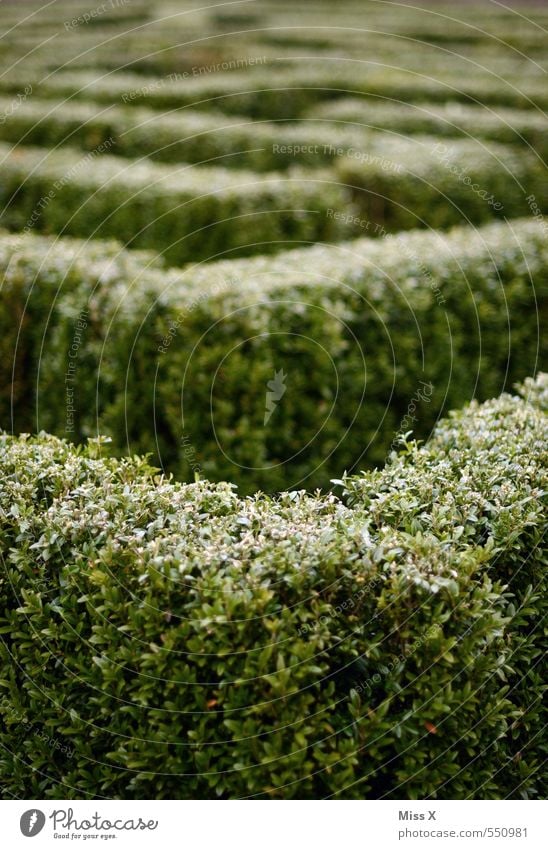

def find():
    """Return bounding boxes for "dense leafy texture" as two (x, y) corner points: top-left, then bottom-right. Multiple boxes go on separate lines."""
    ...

(0, 377), (545, 798)
(0, 143), (354, 266)
(1, 219), (545, 493)
(2, 97), (546, 171)
(335, 133), (546, 230)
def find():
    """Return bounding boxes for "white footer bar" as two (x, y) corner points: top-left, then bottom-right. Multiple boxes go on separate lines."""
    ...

(2, 799), (546, 849)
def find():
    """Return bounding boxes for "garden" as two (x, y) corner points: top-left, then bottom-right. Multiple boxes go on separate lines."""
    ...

(0, 0), (546, 801)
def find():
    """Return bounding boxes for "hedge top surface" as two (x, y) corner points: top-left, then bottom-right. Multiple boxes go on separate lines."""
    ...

(2, 216), (545, 314)
(2, 374), (545, 561)
(0, 141), (334, 197)
(151, 216), (548, 304)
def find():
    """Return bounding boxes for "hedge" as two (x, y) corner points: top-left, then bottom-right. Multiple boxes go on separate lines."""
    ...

(244, 5), (548, 52)
(307, 99), (548, 159)
(3, 64), (547, 119)
(0, 232), (163, 435)
(335, 133), (547, 231)
(0, 97), (396, 170)
(0, 142), (353, 265)
(1, 218), (546, 494)
(0, 377), (545, 798)
(2, 96), (546, 175)
(1, 29), (541, 84)
(1, 128), (544, 262)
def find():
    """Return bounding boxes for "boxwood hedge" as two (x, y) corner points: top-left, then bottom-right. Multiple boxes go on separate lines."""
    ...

(307, 99), (548, 159)
(0, 377), (545, 798)
(1, 97), (546, 176)
(335, 133), (547, 231)
(0, 128), (544, 273)
(0, 98), (395, 171)
(2, 64), (546, 120)
(0, 142), (353, 265)
(1, 218), (545, 493)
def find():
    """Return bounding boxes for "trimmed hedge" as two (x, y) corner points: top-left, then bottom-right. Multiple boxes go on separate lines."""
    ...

(307, 99), (548, 159)
(335, 133), (547, 231)
(3, 65), (547, 119)
(0, 142), (354, 265)
(1, 218), (546, 494)
(0, 97), (394, 170)
(0, 232), (163, 435)
(0, 378), (545, 798)
(0, 128), (544, 265)
(2, 97), (546, 175)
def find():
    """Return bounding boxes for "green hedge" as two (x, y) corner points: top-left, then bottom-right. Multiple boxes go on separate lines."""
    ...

(2, 96), (546, 174)
(1, 219), (546, 494)
(0, 232), (163, 435)
(0, 142), (353, 265)
(3, 64), (547, 119)
(0, 97), (394, 170)
(1, 129), (544, 264)
(0, 378), (545, 798)
(335, 133), (547, 230)
(307, 99), (548, 158)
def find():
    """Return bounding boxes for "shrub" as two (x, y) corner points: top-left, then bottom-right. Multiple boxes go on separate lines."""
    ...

(0, 377), (545, 798)
(2, 97), (546, 177)
(1, 218), (546, 493)
(0, 97), (402, 170)
(307, 99), (548, 158)
(0, 142), (353, 265)
(1, 128), (543, 266)
(2, 64), (546, 120)
(0, 96), (428, 172)
(0, 232), (163, 434)
(335, 133), (547, 230)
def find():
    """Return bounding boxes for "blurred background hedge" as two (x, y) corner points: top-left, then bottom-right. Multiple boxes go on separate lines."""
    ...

(1, 218), (545, 493)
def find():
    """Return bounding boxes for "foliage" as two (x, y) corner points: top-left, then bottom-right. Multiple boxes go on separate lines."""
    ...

(0, 218), (545, 493)
(0, 377), (545, 798)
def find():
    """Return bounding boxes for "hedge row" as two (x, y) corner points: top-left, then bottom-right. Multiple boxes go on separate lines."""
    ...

(1, 96), (546, 175)
(307, 99), (548, 159)
(335, 132), (547, 231)
(3, 65), (547, 119)
(5, 0), (545, 53)
(2, 30), (541, 81)
(1, 218), (546, 494)
(0, 377), (545, 798)
(0, 142), (354, 265)
(1, 128), (544, 261)
(0, 97), (389, 170)
(245, 5), (548, 51)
